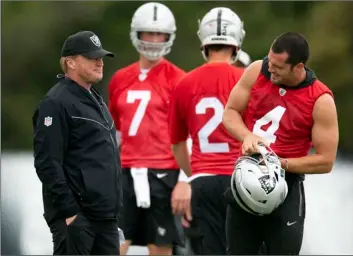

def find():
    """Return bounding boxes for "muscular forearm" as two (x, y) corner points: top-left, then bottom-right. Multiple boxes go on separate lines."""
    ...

(171, 142), (192, 177)
(281, 154), (334, 174)
(223, 108), (252, 142)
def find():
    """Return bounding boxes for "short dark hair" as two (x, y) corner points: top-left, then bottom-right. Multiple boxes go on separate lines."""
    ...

(271, 32), (310, 66)
(205, 44), (235, 52)
(204, 44), (236, 58)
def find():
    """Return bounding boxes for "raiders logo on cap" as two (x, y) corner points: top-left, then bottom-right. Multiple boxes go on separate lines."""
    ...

(90, 35), (101, 47)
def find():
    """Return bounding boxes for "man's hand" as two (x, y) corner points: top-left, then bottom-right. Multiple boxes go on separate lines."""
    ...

(242, 133), (268, 155)
(171, 182), (192, 220)
(181, 214), (192, 228)
(65, 214), (77, 226)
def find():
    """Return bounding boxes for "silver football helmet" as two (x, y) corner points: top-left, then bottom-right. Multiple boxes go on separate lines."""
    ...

(230, 144), (288, 216)
(197, 7), (246, 63)
(130, 2), (176, 60)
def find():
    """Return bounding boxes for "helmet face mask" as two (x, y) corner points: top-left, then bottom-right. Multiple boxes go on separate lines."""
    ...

(231, 145), (288, 216)
(197, 7), (246, 63)
(130, 2), (176, 61)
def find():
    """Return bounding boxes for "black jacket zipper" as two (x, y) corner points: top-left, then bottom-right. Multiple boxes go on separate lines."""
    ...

(89, 92), (120, 217)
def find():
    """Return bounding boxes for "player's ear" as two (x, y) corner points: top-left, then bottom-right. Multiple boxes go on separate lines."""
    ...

(295, 62), (304, 70)
(66, 57), (76, 70)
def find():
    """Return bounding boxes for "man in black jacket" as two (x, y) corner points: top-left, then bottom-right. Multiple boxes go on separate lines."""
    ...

(33, 30), (123, 255)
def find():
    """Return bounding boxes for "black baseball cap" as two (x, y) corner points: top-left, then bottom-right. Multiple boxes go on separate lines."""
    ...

(61, 31), (114, 59)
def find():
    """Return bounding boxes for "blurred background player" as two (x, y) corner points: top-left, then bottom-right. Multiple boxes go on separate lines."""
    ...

(108, 2), (190, 255)
(169, 7), (246, 255)
(223, 32), (339, 254)
(234, 49), (252, 68)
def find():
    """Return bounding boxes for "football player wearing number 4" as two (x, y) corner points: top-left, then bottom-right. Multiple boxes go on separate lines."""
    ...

(169, 7), (245, 255)
(108, 3), (189, 256)
(223, 32), (339, 255)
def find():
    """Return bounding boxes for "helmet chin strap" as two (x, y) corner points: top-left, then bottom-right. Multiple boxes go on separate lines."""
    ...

(257, 144), (271, 165)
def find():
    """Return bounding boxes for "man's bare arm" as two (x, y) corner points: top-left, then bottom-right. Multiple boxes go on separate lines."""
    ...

(223, 60), (262, 142)
(171, 141), (192, 177)
(282, 93), (339, 174)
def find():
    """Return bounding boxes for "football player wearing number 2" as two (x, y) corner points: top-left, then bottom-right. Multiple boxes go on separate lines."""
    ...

(108, 3), (188, 256)
(169, 7), (245, 255)
(223, 32), (339, 255)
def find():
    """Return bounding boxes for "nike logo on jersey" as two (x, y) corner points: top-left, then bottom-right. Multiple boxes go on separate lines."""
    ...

(279, 88), (287, 96)
(156, 173), (168, 179)
(287, 221), (298, 226)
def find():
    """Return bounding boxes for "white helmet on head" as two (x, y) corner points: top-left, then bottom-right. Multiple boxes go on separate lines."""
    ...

(130, 2), (176, 61)
(230, 144), (288, 216)
(197, 7), (246, 62)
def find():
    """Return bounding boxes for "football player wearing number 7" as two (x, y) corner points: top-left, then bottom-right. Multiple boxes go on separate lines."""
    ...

(222, 32), (339, 254)
(108, 2), (188, 256)
(169, 7), (245, 254)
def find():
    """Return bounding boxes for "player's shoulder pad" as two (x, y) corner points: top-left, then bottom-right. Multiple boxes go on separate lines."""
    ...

(314, 78), (331, 91)
(113, 61), (139, 77)
(313, 79), (334, 99)
(162, 60), (186, 88)
(172, 69), (192, 92)
(163, 59), (186, 76)
(108, 70), (120, 92)
(108, 62), (139, 91)
(230, 65), (246, 76)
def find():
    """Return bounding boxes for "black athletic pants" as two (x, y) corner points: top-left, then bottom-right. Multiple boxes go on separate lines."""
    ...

(185, 175), (230, 255)
(120, 168), (181, 247)
(226, 180), (306, 255)
(48, 213), (119, 255)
